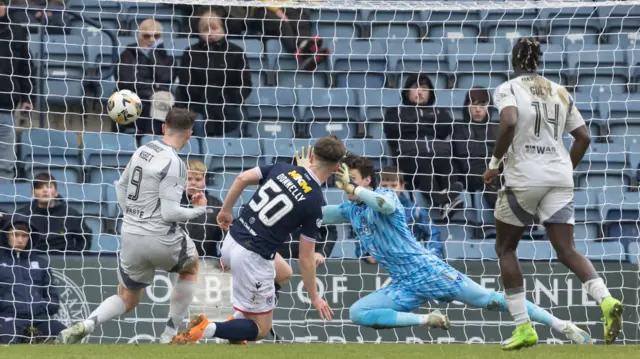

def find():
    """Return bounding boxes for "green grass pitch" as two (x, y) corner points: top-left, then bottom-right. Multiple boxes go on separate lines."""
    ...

(3, 344), (639, 359)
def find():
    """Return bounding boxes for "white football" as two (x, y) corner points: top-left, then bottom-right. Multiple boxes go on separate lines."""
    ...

(108, 90), (142, 125)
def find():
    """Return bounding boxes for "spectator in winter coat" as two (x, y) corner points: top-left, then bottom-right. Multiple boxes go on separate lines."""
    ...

(7, 0), (66, 33)
(116, 18), (176, 135)
(0, 214), (66, 344)
(0, 2), (33, 183)
(16, 173), (92, 252)
(383, 73), (463, 217)
(453, 87), (498, 208)
(177, 10), (252, 137)
(356, 166), (444, 262)
(179, 160), (224, 257)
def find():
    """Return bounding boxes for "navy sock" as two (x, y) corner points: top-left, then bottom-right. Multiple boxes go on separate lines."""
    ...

(213, 319), (259, 342)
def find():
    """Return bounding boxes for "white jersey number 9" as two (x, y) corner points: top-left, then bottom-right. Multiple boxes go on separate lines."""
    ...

(248, 179), (294, 227)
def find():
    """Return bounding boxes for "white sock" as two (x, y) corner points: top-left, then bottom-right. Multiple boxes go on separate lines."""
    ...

(164, 278), (196, 335)
(418, 314), (431, 326)
(233, 311), (245, 320)
(505, 288), (530, 326)
(551, 318), (568, 333)
(584, 278), (611, 304)
(203, 323), (217, 338)
(84, 295), (126, 333)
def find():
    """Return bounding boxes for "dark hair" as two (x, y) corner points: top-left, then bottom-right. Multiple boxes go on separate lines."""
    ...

(164, 108), (196, 132)
(33, 172), (56, 190)
(344, 155), (377, 189)
(512, 37), (542, 73)
(380, 166), (402, 183)
(313, 135), (346, 164)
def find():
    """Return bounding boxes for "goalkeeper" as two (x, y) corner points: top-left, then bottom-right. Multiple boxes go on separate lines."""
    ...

(322, 154), (591, 344)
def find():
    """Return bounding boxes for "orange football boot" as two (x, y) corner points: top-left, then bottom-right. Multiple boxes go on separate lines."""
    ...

(171, 314), (210, 344)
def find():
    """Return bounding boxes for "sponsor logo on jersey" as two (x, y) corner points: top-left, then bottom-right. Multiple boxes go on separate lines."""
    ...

(287, 170), (312, 194)
(51, 269), (91, 343)
(525, 145), (557, 155)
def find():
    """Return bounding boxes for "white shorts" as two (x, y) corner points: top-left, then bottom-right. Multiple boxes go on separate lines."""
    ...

(118, 232), (196, 289)
(220, 233), (276, 315)
(494, 186), (575, 227)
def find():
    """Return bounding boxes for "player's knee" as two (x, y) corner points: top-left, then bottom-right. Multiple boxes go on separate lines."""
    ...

(179, 259), (199, 279)
(494, 241), (515, 258)
(276, 265), (293, 286)
(349, 305), (369, 326)
(255, 322), (272, 340)
(118, 286), (142, 312)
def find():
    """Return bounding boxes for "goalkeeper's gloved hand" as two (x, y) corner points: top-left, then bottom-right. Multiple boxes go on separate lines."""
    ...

(334, 163), (358, 195)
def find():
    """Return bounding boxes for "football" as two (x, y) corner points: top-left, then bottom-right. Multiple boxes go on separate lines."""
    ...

(107, 90), (142, 125)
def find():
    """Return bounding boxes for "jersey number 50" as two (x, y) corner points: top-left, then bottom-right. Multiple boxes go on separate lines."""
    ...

(248, 179), (294, 227)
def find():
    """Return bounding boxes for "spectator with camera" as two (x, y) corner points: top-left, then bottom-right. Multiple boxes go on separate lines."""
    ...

(0, 213), (66, 344)
(16, 173), (92, 253)
(177, 10), (252, 137)
(116, 18), (175, 136)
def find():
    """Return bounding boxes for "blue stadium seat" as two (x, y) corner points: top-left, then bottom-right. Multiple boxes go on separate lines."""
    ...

(628, 241), (640, 264)
(276, 71), (327, 89)
(57, 183), (105, 220)
(19, 129), (82, 183)
(598, 5), (640, 46)
(229, 38), (265, 71)
(445, 240), (497, 260)
(66, 0), (123, 34)
(123, 3), (182, 34)
(600, 191), (640, 226)
(266, 40), (327, 73)
(344, 139), (389, 170)
(357, 88), (402, 123)
(573, 239), (625, 262)
(85, 33), (116, 72)
(371, 24), (421, 41)
(434, 90), (468, 121)
(309, 122), (356, 139)
(363, 10), (425, 40)
(600, 92), (640, 129)
(447, 192), (479, 224)
(262, 139), (317, 164)
(539, 6), (601, 46)
(539, 44), (568, 85)
(202, 138), (262, 172)
(308, 8), (359, 24)
(323, 190), (349, 206)
(573, 92), (604, 122)
(91, 234), (121, 252)
(164, 36), (199, 59)
(0, 183), (33, 214)
(104, 184), (119, 218)
(139, 136), (203, 163)
(567, 44), (629, 95)
(386, 40), (447, 75)
(576, 142), (629, 190)
(315, 22), (359, 40)
(82, 132), (137, 183)
(328, 39), (387, 89)
(481, 9), (539, 45)
(627, 142), (640, 183)
(574, 190), (601, 223)
(247, 121), (296, 139)
(245, 87), (297, 121)
(295, 88), (359, 122)
(425, 10), (482, 43)
(42, 35), (88, 107)
(447, 42), (509, 90)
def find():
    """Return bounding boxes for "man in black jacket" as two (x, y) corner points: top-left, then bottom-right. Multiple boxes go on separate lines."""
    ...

(180, 160), (224, 257)
(0, 1), (33, 183)
(16, 173), (92, 252)
(0, 214), (66, 344)
(116, 18), (175, 135)
(176, 10), (252, 137)
(383, 73), (463, 216)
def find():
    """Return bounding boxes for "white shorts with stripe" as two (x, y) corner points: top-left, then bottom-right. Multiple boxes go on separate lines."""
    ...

(494, 186), (575, 227)
(220, 233), (276, 315)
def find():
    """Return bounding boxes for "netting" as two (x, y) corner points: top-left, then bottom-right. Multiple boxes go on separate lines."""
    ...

(1, 0), (640, 345)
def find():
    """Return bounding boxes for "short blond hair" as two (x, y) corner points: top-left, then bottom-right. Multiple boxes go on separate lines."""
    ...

(186, 160), (207, 174)
(199, 10), (224, 34)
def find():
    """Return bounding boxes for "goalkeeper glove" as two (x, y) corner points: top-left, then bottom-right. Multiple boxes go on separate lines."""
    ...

(334, 163), (358, 195)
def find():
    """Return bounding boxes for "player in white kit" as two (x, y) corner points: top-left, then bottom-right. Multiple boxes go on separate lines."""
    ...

(57, 108), (206, 344)
(482, 37), (623, 350)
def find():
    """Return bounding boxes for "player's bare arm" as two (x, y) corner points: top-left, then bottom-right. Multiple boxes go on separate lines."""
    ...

(483, 105), (517, 187)
(299, 236), (333, 321)
(569, 124), (591, 169)
(217, 168), (261, 230)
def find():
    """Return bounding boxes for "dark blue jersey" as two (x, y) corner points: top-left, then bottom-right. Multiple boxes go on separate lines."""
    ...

(230, 162), (324, 260)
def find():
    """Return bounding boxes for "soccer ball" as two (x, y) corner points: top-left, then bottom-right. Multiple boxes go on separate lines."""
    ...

(107, 90), (142, 125)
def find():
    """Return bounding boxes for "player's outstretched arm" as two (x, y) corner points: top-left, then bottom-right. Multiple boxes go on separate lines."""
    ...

(160, 176), (207, 222)
(321, 205), (350, 225)
(299, 236), (333, 321)
(334, 163), (396, 215)
(220, 168), (260, 213)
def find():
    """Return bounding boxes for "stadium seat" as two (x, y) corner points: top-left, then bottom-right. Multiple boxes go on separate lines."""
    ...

(91, 234), (121, 252)
(627, 142), (640, 183)
(573, 239), (625, 262)
(202, 138), (262, 172)
(328, 39), (387, 89)
(445, 240), (497, 260)
(539, 44), (568, 85)
(574, 190), (601, 223)
(265, 40), (328, 73)
(573, 92), (604, 122)
(66, 0), (123, 34)
(447, 192), (479, 224)
(386, 41), (448, 78)
(308, 8), (359, 24)
(323, 190), (349, 207)
(434, 89), (468, 121)
(262, 139), (317, 164)
(276, 71), (327, 89)
(19, 129), (82, 183)
(481, 8), (539, 45)
(357, 88), (402, 123)
(0, 183), (33, 214)
(315, 22), (360, 40)
(363, 10), (425, 40)
(567, 44), (629, 95)
(598, 5), (640, 46)
(42, 35), (88, 107)
(295, 88), (359, 122)
(344, 139), (389, 170)
(245, 87), (297, 122)
(447, 42), (510, 90)
(57, 183), (106, 233)
(538, 6), (601, 46)
(247, 121), (296, 139)
(600, 191), (640, 226)
(139, 136), (203, 163)
(123, 3), (182, 34)
(425, 10), (482, 43)
(82, 132), (137, 183)
(628, 241), (640, 264)
(576, 142), (629, 190)
(309, 122), (356, 139)
(600, 93), (640, 141)
(164, 36), (199, 59)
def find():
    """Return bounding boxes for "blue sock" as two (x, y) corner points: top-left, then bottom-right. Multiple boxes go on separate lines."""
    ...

(212, 319), (259, 341)
(351, 307), (422, 328)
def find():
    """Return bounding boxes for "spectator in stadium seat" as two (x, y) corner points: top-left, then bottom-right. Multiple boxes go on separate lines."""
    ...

(179, 160), (224, 257)
(453, 87), (498, 208)
(383, 73), (464, 218)
(115, 18), (175, 136)
(0, 1), (33, 183)
(176, 10), (252, 137)
(7, 0), (65, 33)
(16, 173), (92, 253)
(356, 166), (444, 262)
(0, 214), (67, 344)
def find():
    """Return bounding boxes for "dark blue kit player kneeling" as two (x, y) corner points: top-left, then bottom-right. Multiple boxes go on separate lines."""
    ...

(173, 135), (346, 345)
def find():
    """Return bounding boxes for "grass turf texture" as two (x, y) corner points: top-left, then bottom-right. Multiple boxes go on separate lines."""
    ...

(2, 344), (639, 359)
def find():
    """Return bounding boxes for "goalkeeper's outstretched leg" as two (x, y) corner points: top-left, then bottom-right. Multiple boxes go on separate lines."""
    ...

(452, 275), (592, 345)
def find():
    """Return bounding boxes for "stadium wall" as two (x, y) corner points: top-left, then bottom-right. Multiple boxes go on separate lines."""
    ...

(49, 256), (639, 344)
